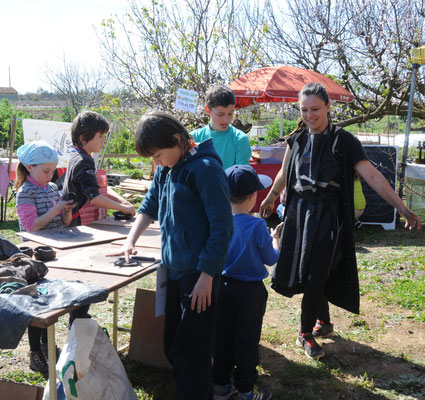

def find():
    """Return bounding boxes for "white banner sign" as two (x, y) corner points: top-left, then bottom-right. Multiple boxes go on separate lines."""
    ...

(175, 88), (199, 113)
(22, 119), (99, 168)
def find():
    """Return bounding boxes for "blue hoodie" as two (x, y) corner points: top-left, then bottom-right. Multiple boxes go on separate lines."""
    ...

(138, 138), (233, 280)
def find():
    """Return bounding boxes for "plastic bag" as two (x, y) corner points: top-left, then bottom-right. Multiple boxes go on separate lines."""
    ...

(44, 319), (137, 400)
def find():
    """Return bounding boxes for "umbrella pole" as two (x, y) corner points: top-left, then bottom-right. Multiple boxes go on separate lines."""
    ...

(280, 103), (284, 138)
(398, 63), (418, 201)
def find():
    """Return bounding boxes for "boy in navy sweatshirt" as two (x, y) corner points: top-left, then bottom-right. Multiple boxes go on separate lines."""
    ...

(213, 165), (280, 400)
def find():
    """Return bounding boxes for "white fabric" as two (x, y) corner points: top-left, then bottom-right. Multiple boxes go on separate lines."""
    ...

(43, 319), (137, 400)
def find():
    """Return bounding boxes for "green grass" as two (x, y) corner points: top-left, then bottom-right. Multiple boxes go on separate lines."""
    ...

(2, 370), (46, 386)
(1, 202), (424, 399)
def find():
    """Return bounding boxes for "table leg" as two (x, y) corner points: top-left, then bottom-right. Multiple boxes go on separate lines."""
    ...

(113, 290), (119, 349)
(47, 324), (58, 400)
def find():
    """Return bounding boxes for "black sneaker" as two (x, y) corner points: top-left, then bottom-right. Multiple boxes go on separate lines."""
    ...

(29, 350), (48, 373)
(41, 342), (61, 362)
(312, 320), (334, 338)
(214, 383), (238, 400)
(296, 332), (325, 359)
(235, 386), (272, 400)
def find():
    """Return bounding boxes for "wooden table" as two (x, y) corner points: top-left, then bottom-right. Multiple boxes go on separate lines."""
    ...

(24, 221), (161, 400)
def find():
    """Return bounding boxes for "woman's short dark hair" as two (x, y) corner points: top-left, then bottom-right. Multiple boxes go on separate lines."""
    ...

(71, 111), (109, 147)
(298, 82), (329, 105)
(206, 85), (236, 109)
(135, 111), (191, 157)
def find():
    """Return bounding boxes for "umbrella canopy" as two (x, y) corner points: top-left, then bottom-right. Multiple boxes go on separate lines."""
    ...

(229, 65), (354, 108)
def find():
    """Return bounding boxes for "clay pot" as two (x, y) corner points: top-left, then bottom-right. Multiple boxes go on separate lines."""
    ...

(34, 246), (56, 262)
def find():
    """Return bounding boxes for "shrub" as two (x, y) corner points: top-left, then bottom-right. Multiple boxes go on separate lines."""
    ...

(263, 119), (298, 144)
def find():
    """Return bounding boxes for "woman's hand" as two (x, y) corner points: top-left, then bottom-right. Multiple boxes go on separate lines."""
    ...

(400, 207), (422, 231)
(190, 272), (213, 313)
(260, 197), (275, 219)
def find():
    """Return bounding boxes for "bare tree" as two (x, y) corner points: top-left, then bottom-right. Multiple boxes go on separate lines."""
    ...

(264, 0), (425, 126)
(96, 0), (269, 127)
(44, 57), (107, 116)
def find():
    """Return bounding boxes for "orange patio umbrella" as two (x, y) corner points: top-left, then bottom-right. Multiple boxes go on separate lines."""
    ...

(229, 65), (354, 108)
(229, 66), (354, 137)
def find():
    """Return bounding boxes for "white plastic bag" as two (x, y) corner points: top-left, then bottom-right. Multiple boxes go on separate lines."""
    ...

(44, 319), (137, 400)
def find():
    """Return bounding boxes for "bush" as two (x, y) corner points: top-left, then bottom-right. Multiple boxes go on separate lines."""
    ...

(129, 170), (145, 179)
(0, 99), (32, 150)
(263, 119), (298, 144)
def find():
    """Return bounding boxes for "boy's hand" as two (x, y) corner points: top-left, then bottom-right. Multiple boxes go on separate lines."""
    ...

(190, 272), (213, 313)
(107, 241), (138, 263)
(271, 222), (283, 239)
(120, 199), (133, 207)
(120, 204), (136, 217)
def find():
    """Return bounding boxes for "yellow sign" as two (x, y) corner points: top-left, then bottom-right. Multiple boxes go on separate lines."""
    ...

(412, 46), (425, 65)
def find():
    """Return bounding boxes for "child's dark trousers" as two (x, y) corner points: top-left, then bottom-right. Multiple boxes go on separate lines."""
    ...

(213, 277), (268, 393)
(164, 271), (220, 400)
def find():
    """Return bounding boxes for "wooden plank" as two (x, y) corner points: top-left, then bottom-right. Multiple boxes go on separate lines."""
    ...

(115, 178), (152, 193)
(0, 381), (44, 400)
(30, 254), (161, 329)
(111, 232), (161, 249)
(90, 216), (136, 228)
(16, 225), (127, 249)
(45, 243), (160, 276)
(128, 288), (171, 369)
(91, 217), (160, 230)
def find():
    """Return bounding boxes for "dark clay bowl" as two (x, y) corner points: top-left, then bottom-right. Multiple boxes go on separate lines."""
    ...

(34, 246), (56, 262)
(62, 192), (77, 202)
(19, 246), (34, 258)
(113, 211), (133, 221)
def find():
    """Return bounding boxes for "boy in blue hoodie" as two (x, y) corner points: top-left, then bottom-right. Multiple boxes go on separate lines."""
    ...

(113, 111), (233, 400)
(213, 165), (280, 400)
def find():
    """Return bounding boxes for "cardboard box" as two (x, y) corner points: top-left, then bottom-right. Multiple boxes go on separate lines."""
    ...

(251, 146), (286, 164)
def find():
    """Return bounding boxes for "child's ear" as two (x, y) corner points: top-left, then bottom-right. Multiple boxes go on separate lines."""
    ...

(79, 135), (87, 146)
(204, 105), (211, 115)
(173, 134), (181, 143)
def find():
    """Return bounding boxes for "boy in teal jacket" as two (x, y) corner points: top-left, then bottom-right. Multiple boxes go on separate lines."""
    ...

(114, 111), (233, 400)
(191, 84), (251, 169)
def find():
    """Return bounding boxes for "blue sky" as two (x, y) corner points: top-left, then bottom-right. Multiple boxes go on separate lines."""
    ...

(0, 0), (128, 93)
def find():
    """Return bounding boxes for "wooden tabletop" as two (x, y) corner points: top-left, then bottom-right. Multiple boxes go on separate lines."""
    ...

(30, 261), (160, 328)
(24, 221), (162, 328)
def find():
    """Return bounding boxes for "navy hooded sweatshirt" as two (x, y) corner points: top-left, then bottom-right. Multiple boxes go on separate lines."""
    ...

(138, 138), (233, 280)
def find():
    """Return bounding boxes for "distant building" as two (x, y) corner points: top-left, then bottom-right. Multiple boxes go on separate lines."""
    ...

(0, 87), (18, 101)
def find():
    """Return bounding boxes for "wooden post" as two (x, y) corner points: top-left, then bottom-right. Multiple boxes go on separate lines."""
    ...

(3, 115), (16, 220)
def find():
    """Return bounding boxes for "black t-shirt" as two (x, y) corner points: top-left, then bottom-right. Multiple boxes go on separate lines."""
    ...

(286, 126), (367, 189)
(62, 148), (100, 227)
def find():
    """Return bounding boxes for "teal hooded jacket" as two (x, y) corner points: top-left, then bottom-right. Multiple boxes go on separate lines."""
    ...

(138, 138), (233, 280)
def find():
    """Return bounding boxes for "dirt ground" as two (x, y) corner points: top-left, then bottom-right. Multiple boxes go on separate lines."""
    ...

(0, 235), (424, 399)
(261, 295), (425, 398)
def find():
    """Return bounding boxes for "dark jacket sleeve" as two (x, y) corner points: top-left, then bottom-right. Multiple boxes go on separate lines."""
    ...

(73, 158), (100, 200)
(194, 160), (233, 277)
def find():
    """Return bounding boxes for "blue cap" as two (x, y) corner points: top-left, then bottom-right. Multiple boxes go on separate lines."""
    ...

(225, 165), (272, 197)
(17, 141), (58, 166)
